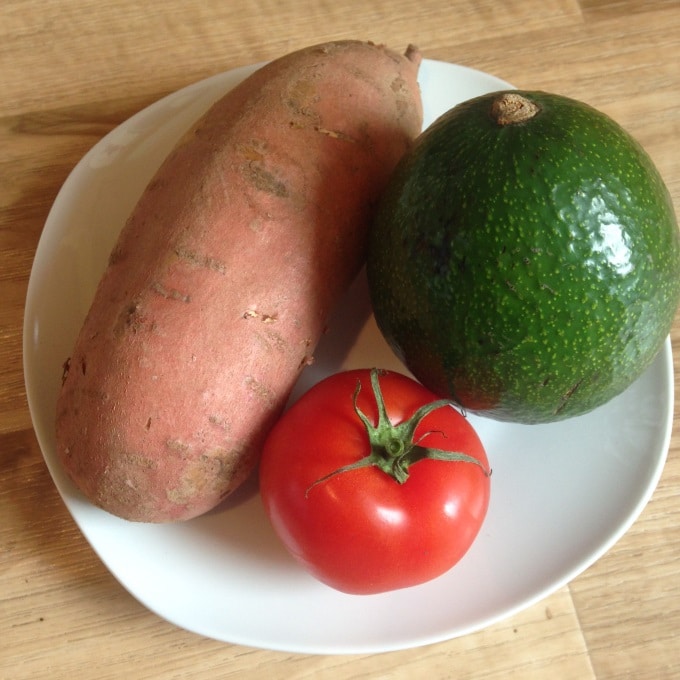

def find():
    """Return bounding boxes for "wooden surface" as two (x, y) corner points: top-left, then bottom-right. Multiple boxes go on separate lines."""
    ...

(2, 1), (679, 677)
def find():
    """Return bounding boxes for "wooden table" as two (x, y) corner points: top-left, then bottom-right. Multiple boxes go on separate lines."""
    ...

(2, 1), (679, 677)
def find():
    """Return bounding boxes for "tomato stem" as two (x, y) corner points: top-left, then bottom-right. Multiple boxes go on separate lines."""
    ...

(305, 369), (490, 496)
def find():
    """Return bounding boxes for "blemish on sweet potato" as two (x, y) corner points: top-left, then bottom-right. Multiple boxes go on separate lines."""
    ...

(113, 300), (145, 337)
(298, 353), (315, 368)
(119, 453), (158, 470)
(241, 163), (289, 197)
(166, 448), (245, 506)
(151, 281), (191, 303)
(174, 246), (227, 274)
(285, 79), (322, 124)
(244, 375), (277, 406)
(243, 308), (278, 323)
(61, 357), (71, 384)
(250, 327), (290, 356)
(314, 126), (358, 143)
(208, 414), (231, 431)
(239, 143), (265, 162)
(166, 438), (191, 457)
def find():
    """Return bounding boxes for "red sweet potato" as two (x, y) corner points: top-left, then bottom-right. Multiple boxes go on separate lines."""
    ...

(55, 40), (423, 522)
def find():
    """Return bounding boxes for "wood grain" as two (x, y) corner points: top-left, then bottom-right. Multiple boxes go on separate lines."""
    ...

(1, 1), (679, 677)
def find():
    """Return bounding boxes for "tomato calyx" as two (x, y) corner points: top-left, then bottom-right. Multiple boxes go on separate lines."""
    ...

(306, 369), (491, 496)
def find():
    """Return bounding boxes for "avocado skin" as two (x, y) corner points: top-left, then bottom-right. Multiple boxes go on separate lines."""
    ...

(367, 90), (680, 423)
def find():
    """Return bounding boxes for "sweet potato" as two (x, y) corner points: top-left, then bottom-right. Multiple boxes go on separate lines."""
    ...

(55, 40), (423, 522)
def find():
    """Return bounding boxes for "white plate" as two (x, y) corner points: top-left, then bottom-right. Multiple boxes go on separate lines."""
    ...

(23, 58), (674, 654)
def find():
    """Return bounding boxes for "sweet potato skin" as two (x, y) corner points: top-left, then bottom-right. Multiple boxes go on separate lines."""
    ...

(55, 40), (423, 522)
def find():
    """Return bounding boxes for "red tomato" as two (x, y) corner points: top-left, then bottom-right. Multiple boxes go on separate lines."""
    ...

(259, 368), (491, 595)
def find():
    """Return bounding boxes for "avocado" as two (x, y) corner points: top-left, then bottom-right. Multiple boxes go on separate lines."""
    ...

(367, 90), (680, 423)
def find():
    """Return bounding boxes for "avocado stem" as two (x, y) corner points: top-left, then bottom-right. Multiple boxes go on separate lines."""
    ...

(491, 92), (540, 125)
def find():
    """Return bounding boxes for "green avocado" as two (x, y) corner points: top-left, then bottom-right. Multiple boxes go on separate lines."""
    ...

(367, 90), (680, 423)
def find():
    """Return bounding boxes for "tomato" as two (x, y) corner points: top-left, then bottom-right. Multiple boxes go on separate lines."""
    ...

(259, 368), (491, 595)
